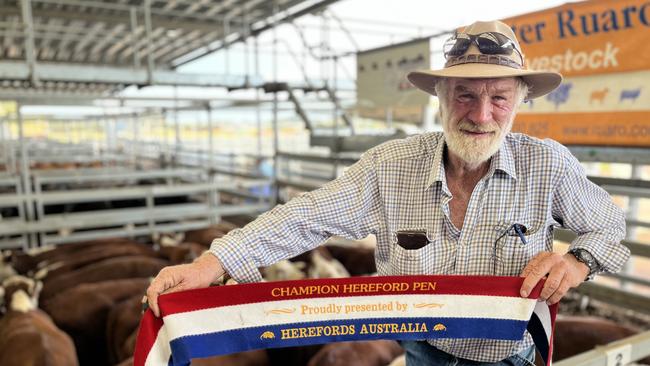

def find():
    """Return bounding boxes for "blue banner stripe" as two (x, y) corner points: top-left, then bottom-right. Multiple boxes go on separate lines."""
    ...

(527, 312), (550, 365)
(169, 317), (528, 366)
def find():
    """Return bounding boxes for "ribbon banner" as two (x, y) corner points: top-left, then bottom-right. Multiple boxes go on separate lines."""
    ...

(135, 275), (557, 366)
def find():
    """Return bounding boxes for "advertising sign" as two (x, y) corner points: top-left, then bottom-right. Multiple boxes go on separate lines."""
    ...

(357, 39), (430, 124)
(504, 0), (650, 146)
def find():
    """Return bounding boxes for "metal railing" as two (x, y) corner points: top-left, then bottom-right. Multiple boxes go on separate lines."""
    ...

(0, 163), (272, 248)
(555, 330), (650, 366)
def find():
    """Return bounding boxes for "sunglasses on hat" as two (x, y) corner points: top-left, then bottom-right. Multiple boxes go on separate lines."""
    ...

(443, 31), (523, 65)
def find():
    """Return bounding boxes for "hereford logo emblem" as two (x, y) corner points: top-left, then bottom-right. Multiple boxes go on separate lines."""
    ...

(260, 331), (276, 340)
(433, 323), (446, 331)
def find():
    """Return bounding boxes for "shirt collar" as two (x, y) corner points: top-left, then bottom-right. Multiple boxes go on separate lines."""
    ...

(425, 134), (517, 188)
(489, 137), (517, 180)
(426, 134), (446, 188)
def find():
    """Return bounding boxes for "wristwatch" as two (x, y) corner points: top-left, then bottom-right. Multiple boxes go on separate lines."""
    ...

(568, 248), (600, 281)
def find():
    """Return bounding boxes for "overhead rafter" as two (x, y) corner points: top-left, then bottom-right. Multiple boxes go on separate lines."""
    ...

(171, 0), (341, 68)
(0, 0), (341, 101)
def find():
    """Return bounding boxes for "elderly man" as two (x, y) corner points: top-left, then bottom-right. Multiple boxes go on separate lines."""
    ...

(146, 20), (629, 365)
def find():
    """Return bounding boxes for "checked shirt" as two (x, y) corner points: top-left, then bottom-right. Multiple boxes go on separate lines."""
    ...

(211, 132), (629, 362)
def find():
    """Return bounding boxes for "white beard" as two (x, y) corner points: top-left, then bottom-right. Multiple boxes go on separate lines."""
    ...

(442, 118), (512, 169)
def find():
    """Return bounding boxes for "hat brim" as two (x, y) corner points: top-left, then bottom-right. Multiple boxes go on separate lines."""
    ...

(407, 63), (562, 99)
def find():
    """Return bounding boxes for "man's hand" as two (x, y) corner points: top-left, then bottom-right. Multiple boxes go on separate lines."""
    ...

(519, 251), (590, 305)
(146, 252), (225, 317)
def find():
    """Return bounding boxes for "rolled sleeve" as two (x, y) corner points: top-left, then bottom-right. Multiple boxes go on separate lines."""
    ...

(210, 232), (263, 283)
(209, 151), (382, 283)
(551, 145), (629, 273)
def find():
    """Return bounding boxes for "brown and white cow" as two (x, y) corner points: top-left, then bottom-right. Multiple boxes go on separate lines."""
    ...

(11, 238), (146, 274)
(43, 278), (150, 366)
(40, 255), (167, 300)
(323, 244), (376, 276)
(107, 294), (145, 364)
(0, 276), (78, 366)
(262, 260), (307, 281)
(33, 242), (159, 281)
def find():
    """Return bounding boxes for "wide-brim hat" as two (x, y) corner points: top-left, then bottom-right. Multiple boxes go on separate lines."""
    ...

(407, 20), (562, 100)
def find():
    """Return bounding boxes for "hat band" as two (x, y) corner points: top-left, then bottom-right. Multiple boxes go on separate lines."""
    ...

(445, 54), (522, 69)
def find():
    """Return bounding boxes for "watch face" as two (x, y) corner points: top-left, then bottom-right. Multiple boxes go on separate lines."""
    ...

(573, 249), (597, 273)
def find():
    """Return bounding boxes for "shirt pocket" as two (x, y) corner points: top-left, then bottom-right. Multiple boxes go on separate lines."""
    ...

(495, 223), (548, 276)
(389, 229), (452, 275)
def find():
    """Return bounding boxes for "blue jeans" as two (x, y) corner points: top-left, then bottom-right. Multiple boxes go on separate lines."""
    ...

(400, 341), (536, 366)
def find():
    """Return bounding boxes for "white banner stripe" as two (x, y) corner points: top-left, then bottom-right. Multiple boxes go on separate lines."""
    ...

(534, 301), (552, 340)
(145, 324), (172, 366)
(164, 294), (536, 340)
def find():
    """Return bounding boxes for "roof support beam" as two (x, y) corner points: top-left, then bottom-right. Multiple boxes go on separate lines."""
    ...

(0, 5), (240, 35)
(129, 7), (140, 68)
(19, 0), (38, 85)
(0, 60), (266, 88)
(143, 0), (154, 84)
(172, 0), (341, 68)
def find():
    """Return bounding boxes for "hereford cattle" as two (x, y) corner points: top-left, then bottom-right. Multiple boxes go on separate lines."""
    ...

(1, 275), (41, 310)
(0, 259), (16, 284)
(183, 226), (227, 247)
(308, 340), (404, 366)
(215, 220), (239, 233)
(11, 238), (147, 274)
(106, 294), (144, 364)
(290, 246), (350, 279)
(11, 243), (91, 274)
(40, 255), (168, 300)
(262, 260), (307, 281)
(119, 328), (138, 364)
(549, 316), (650, 364)
(42, 278), (150, 366)
(34, 242), (159, 281)
(0, 279), (78, 366)
(324, 244), (376, 276)
(308, 247), (350, 278)
(157, 241), (206, 265)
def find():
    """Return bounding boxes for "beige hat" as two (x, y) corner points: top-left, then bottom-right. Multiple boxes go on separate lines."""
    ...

(407, 20), (562, 99)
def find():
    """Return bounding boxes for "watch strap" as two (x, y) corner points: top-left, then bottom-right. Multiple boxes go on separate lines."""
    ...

(569, 248), (600, 281)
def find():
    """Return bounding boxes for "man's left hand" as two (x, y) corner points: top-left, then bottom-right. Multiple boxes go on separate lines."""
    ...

(519, 252), (590, 304)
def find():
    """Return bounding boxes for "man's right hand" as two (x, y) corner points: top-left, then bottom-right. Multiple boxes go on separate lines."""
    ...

(146, 252), (225, 317)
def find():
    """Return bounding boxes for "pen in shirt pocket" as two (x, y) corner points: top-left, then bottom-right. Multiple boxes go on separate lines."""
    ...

(511, 223), (528, 245)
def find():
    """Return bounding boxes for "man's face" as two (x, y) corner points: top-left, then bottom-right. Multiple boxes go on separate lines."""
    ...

(439, 77), (519, 168)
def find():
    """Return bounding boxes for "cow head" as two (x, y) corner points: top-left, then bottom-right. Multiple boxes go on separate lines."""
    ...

(1, 275), (42, 313)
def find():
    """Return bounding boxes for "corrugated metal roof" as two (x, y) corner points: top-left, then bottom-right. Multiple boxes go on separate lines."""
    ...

(0, 0), (338, 97)
(0, 0), (320, 67)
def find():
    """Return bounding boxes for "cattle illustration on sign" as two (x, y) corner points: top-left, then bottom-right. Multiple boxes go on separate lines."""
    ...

(546, 83), (573, 110)
(504, 0), (650, 147)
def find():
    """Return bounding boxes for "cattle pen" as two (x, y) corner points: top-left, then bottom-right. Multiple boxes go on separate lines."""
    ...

(0, 0), (649, 365)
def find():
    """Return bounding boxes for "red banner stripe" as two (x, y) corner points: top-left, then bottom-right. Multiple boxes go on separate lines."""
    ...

(134, 310), (164, 366)
(159, 275), (541, 316)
